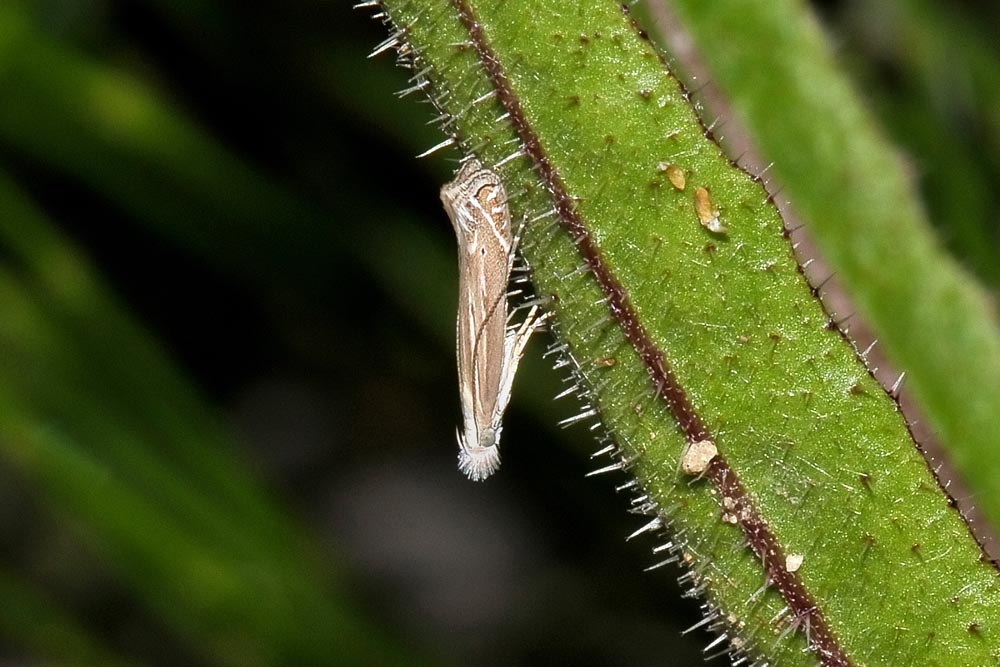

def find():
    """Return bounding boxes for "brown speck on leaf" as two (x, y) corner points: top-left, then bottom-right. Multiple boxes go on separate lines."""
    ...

(595, 356), (617, 367)
(694, 186), (727, 233)
(656, 163), (686, 190)
(681, 439), (717, 475)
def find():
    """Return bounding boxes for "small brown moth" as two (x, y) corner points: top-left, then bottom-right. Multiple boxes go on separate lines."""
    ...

(440, 157), (546, 481)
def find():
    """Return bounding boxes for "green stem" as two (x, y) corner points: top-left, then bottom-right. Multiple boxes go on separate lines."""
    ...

(655, 0), (1000, 537)
(372, 0), (1000, 664)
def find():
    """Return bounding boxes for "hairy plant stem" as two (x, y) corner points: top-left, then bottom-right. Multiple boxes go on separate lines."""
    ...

(370, 1), (1000, 664)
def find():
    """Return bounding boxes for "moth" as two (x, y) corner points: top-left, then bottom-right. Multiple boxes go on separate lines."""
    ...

(440, 157), (546, 481)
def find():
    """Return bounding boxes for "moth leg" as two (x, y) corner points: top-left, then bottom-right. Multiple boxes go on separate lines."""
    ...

(461, 303), (547, 482)
(494, 305), (550, 419)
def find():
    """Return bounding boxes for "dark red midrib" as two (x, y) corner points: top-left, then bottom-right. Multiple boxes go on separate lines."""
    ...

(449, 3), (854, 666)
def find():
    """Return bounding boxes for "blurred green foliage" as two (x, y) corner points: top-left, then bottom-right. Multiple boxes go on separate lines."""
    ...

(0, 0), (997, 665)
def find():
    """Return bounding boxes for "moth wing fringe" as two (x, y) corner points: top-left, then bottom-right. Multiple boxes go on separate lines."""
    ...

(456, 429), (501, 482)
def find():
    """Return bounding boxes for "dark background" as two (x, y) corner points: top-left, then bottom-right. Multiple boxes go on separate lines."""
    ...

(0, 0), (997, 665)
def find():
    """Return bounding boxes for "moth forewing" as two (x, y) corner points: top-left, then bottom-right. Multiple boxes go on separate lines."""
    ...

(440, 158), (543, 481)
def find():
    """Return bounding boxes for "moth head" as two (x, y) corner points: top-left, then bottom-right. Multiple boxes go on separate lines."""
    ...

(439, 158), (487, 237)
(456, 427), (501, 482)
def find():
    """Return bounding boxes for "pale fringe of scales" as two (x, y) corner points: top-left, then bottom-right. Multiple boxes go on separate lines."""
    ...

(458, 443), (501, 482)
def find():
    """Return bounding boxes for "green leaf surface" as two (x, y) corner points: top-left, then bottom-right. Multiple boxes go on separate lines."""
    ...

(374, 0), (1000, 664)
(656, 0), (1000, 538)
